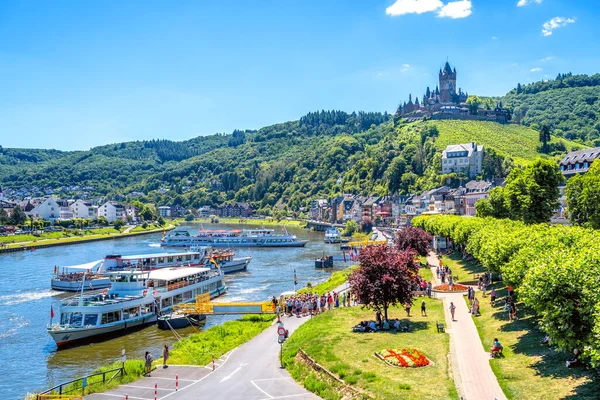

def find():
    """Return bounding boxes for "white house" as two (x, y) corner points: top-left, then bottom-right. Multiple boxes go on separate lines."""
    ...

(30, 197), (61, 221)
(441, 142), (484, 178)
(158, 206), (172, 218)
(70, 200), (97, 219)
(97, 202), (125, 223)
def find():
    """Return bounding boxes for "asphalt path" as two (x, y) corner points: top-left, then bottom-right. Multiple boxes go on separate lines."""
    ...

(87, 315), (319, 400)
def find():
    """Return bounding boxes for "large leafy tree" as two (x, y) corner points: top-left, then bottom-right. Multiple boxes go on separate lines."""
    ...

(475, 187), (511, 219)
(10, 206), (27, 226)
(348, 245), (420, 320)
(539, 123), (551, 152)
(393, 226), (432, 256)
(566, 159), (600, 229)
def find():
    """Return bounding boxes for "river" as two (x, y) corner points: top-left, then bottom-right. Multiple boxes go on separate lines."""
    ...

(0, 223), (345, 399)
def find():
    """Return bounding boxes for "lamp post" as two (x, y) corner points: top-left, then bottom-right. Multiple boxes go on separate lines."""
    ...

(121, 349), (127, 376)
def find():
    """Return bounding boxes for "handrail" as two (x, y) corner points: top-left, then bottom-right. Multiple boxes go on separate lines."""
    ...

(37, 366), (124, 398)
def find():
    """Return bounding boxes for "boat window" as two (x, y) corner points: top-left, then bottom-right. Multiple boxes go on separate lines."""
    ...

(168, 257), (174, 263)
(101, 311), (121, 324)
(162, 297), (173, 308)
(60, 313), (70, 325)
(141, 303), (153, 315)
(84, 314), (98, 326)
(158, 257), (164, 263)
(124, 306), (139, 319)
(186, 255), (192, 261)
(183, 291), (192, 301)
(70, 312), (83, 326)
(173, 294), (183, 304)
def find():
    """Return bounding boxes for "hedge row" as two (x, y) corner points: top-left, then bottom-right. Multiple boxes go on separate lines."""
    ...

(412, 215), (600, 365)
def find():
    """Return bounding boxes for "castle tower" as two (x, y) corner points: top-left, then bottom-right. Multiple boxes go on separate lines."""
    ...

(439, 61), (457, 103)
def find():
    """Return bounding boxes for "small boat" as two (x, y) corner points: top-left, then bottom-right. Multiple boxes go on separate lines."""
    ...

(157, 312), (206, 330)
(324, 228), (341, 244)
(315, 255), (334, 268)
(204, 249), (251, 274)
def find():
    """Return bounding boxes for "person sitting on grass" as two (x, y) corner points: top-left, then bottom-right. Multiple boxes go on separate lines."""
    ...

(490, 338), (503, 358)
(369, 320), (378, 332)
(382, 319), (390, 330)
(566, 349), (580, 368)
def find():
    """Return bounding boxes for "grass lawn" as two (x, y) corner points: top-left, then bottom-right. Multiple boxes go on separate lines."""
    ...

(441, 252), (485, 283)
(283, 301), (458, 400)
(466, 284), (598, 399)
(299, 266), (357, 295)
(419, 265), (434, 282)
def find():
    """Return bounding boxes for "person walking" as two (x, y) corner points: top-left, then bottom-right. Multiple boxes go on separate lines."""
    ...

(163, 344), (169, 368)
(490, 287), (497, 306)
(405, 302), (412, 317)
(421, 299), (427, 317)
(449, 302), (456, 321)
(342, 292), (347, 307)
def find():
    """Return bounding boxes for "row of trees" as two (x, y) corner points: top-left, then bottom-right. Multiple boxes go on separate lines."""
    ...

(475, 158), (564, 224)
(412, 215), (600, 366)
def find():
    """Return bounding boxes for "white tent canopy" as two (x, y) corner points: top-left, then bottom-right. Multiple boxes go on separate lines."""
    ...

(61, 260), (104, 271)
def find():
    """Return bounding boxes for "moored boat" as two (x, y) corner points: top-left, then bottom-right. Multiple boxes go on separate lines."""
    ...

(51, 251), (206, 292)
(157, 312), (206, 330)
(160, 228), (308, 248)
(324, 228), (342, 244)
(315, 255), (334, 268)
(47, 266), (226, 348)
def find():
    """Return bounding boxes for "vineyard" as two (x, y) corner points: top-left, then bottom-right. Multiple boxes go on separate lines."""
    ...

(412, 215), (600, 367)
(428, 120), (582, 165)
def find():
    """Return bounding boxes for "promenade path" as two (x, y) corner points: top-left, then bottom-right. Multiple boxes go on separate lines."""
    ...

(427, 252), (506, 400)
(85, 282), (351, 400)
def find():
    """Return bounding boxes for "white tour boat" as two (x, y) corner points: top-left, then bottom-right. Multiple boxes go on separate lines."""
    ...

(50, 251), (206, 291)
(324, 228), (342, 244)
(47, 266), (226, 348)
(160, 228), (308, 248)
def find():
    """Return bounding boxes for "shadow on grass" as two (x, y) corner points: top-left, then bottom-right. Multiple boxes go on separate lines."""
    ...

(484, 283), (599, 399)
(445, 251), (486, 282)
(352, 320), (430, 334)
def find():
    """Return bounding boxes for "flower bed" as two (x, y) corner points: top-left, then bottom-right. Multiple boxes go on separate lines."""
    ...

(375, 348), (432, 368)
(433, 283), (469, 292)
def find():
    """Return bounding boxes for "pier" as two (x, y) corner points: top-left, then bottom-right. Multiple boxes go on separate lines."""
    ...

(173, 294), (277, 315)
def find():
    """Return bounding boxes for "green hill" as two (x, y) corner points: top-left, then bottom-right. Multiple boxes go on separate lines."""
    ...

(0, 112), (586, 214)
(502, 73), (600, 144)
(429, 120), (582, 165)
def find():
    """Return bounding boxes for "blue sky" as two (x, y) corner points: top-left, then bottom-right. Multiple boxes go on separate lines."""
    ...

(1, 0), (598, 150)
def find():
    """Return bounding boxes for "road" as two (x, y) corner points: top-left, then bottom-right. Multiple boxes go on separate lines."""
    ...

(87, 315), (319, 400)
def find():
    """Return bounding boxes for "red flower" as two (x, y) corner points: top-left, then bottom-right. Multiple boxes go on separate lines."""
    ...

(433, 283), (468, 292)
(378, 348), (430, 368)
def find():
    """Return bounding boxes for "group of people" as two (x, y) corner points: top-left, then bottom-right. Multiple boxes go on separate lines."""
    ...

(436, 264), (454, 284)
(144, 344), (170, 377)
(276, 290), (358, 318)
(467, 287), (480, 317)
(353, 310), (411, 333)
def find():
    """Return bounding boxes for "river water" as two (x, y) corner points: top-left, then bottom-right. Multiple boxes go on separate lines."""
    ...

(0, 224), (344, 399)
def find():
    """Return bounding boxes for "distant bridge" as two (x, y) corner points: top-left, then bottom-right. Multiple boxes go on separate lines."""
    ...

(304, 220), (346, 232)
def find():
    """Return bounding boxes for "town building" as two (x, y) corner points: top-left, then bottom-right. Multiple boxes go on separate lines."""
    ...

(30, 197), (62, 221)
(559, 147), (600, 177)
(70, 200), (97, 219)
(158, 206), (172, 218)
(215, 202), (252, 218)
(441, 142), (484, 178)
(198, 207), (212, 219)
(463, 180), (493, 216)
(97, 202), (126, 223)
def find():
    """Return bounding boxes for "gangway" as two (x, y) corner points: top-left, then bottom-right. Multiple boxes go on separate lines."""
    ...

(347, 239), (387, 247)
(173, 293), (277, 315)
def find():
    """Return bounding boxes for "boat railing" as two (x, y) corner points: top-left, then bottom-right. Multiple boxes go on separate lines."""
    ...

(60, 294), (143, 307)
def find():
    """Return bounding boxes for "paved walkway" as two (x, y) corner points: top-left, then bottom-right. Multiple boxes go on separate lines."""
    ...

(427, 253), (506, 400)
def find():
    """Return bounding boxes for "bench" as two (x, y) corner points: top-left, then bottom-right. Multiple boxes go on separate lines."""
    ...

(436, 320), (445, 333)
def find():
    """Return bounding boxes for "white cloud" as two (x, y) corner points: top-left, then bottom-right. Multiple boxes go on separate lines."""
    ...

(517, 0), (542, 7)
(530, 67), (542, 72)
(438, 0), (472, 19)
(491, 36), (498, 40)
(401, 64), (410, 72)
(386, 0), (443, 16)
(540, 56), (554, 62)
(542, 16), (576, 36)
(385, 0), (471, 19)
(511, 62), (519, 66)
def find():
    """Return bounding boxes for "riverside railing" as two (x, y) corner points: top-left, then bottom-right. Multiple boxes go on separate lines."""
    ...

(36, 365), (125, 399)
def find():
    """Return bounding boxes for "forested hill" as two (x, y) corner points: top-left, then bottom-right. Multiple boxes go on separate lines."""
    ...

(0, 110), (580, 215)
(503, 73), (600, 144)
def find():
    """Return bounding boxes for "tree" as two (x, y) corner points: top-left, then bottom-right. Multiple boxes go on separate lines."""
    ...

(10, 206), (27, 226)
(505, 159), (564, 224)
(360, 218), (373, 233)
(113, 220), (125, 231)
(393, 226), (432, 256)
(475, 187), (511, 219)
(342, 220), (358, 236)
(566, 159), (600, 228)
(157, 216), (166, 226)
(348, 245), (420, 320)
(0, 208), (8, 224)
(539, 124), (551, 152)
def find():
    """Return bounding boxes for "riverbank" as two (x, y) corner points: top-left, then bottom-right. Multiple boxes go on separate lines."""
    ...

(186, 217), (307, 227)
(0, 223), (176, 254)
(33, 315), (275, 398)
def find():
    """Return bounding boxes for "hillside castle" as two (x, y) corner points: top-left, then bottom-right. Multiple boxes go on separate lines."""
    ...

(398, 61), (510, 123)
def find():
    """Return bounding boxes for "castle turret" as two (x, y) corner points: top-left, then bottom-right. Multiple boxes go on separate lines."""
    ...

(439, 61), (457, 103)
